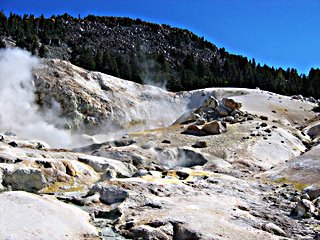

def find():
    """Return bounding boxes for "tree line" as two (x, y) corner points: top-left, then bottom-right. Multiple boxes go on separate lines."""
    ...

(0, 12), (319, 98)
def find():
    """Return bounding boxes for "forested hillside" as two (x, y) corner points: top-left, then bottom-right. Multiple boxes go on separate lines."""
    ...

(1, 12), (319, 98)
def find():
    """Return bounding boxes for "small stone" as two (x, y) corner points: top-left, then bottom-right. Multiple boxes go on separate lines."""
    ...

(192, 141), (207, 148)
(161, 140), (171, 144)
(237, 205), (249, 211)
(113, 139), (136, 147)
(8, 141), (18, 147)
(176, 171), (190, 180)
(260, 116), (268, 121)
(260, 123), (268, 127)
(247, 116), (254, 121)
(262, 222), (286, 237)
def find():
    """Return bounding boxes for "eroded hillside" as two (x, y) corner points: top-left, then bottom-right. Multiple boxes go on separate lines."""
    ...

(1, 57), (320, 239)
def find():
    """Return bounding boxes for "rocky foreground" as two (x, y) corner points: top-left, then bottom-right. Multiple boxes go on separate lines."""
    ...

(1, 59), (320, 239)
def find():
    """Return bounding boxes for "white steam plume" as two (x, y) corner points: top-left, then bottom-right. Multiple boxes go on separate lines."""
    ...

(0, 48), (72, 147)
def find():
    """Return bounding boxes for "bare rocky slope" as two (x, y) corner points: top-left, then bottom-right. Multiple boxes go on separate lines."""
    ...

(1, 59), (320, 240)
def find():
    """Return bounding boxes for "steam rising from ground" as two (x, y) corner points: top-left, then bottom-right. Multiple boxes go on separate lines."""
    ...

(0, 48), (187, 148)
(0, 48), (73, 147)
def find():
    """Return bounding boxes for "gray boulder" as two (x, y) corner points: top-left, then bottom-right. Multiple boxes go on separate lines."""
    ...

(90, 182), (128, 205)
(307, 124), (320, 140)
(3, 167), (47, 193)
(202, 121), (227, 135)
(290, 199), (315, 219)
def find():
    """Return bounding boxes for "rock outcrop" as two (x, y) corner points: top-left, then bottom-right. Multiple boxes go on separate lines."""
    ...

(174, 95), (244, 125)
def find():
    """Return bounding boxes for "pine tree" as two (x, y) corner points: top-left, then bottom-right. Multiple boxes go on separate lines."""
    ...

(94, 50), (103, 72)
(102, 50), (119, 77)
(0, 39), (5, 49)
(38, 44), (47, 58)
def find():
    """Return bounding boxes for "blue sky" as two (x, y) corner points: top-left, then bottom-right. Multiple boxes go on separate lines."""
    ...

(1, 0), (319, 74)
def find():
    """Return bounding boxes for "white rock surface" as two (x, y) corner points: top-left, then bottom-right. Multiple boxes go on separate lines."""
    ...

(0, 191), (98, 240)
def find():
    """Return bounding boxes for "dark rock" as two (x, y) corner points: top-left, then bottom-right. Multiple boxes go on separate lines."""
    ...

(260, 116), (268, 121)
(131, 154), (146, 166)
(192, 140), (207, 148)
(176, 171), (189, 180)
(260, 123), (268, 127)
(113, 139), (136, 147)
(303, 187), (320, 200)
(94, 208), (122, 220)
(237, 205), (249, 211)
(307, 124), (320, 140)
(162, 140), (171, 144)
(8, 141), (18, 147)
(247, 116), (254, 121)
